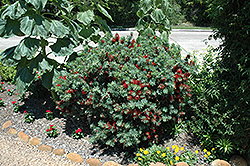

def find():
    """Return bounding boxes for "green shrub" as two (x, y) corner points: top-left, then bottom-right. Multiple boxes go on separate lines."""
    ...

(0, 60), (16, 83)
(134, 144), (198, 166)
(53, 33), (195, 148)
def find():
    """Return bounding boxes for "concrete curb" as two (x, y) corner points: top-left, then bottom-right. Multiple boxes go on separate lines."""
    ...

(111, 28), (213, 32)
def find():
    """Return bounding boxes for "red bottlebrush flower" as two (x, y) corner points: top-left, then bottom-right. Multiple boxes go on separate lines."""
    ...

(46, 128), (50, 132)
(152, 62), (157, 66)
(75, 71), (78, 74)
(112, 38), (116, 43)
(184, 72), (190, 77)
(158, 84), (165, 89)
(76, 128), (82, 133)
(128, 90), (133, 95)
(133, 79), (137, 85)
(143, 55), (149, 58)
(136, 90), (141, 95)
(153, 36), (156, 39)
(11, 101), (16, 104)
(56, 84), (61, 87)
(50, 125), (53, 130)
(46, 110), (52, 113)
(101, 39), (105, 43)
(127, 96), (133, 101)
(7, 89), (10, 92)
(1, 82), (4, 84)
(23, 110), (27, 114)
(119, 64), (123, 69)
(82, 90), (87, 95)
(120, 39), (124, 44)
(115, 33), (119, 41)
(62, 76), (67, 80)
(173, 65), (177, 70)
(106, 52), (109, 56)
(177, 69), (182, 74)
(187, 93), (192, 97)
(135, 64), (140, 69)
(137, 43), (141, 47)
(37, 76), (41, 79)
(123, 83), (129, 89)
(135, 95), (140, 100)
(0, 98), (2, 100)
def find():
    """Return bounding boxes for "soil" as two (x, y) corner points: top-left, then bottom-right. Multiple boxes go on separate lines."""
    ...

(0, 82), (210, 166)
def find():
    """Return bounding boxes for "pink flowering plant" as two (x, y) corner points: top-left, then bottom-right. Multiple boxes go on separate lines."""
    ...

(11, 101), (19, 113)
(23, 110), (35, 123)
(45, 110), (54, 120)
(72, 128), (84, 139)
(53, 33), (195, 148)
(0, 98), (5, 106)
(45, 125), (58, 137)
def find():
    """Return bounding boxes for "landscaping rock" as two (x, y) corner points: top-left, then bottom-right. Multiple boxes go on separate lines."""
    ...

(211, 159), (231, 166)
(229, 155), (247, 166)
(29, 137), (41, 146)
(7, 128), (17, 135)
(53, 148), (66, 156)
(17, 131), (30, 142)
(174, 162), (189, 166)
(66, 153), (83, 163)
(149, 162), (167, 166)
(86, 158), (102, 166)
(37, 144), (53, 152)
(2, 120), (11, 130)
(103, 161), (121, 166)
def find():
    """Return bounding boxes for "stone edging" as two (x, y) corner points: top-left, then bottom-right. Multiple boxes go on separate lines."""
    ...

(2, 120), (248, 166)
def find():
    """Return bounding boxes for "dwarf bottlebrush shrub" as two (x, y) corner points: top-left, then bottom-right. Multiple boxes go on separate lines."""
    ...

(53, 33), (195, 147)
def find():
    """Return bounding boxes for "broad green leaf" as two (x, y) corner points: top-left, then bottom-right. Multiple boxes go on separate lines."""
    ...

(79, 26), (94, 39)
(50, 20), (69, 37)
(39, 58), (54, 72)
(25, 0), (48, 10)
(66, 52), (77, 63)
(151, 9), (165, 23)
(0, 46), (18, 66)
(141, 0), (152, 14)
(20, 14), (51, 38)
(0, 19), (23, 38)
(42, 70), (54, 89)
(1, 1), (27, 20)
(77, 10), (94, 26)
(136, 8), (144, 18)
(67, 19), (81, 41)
(97, 4), (113, 21)
(15, 66), (34, 95)
(50, 38), (75, 57)
(14, 37), (40, 60)
(29, 53), (43, 71)
(135, 18), (147, 31)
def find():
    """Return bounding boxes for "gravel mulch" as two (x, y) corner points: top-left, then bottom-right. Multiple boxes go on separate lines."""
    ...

(0, 82), (209, 166)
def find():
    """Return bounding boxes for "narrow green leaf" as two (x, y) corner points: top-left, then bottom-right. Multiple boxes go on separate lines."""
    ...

(50, 38), (75, 57)
(14, 37), (40, 60)
(50, 20), (69, 37)
(77, 10), (94, 26)
(151, 9), (165, 23)
(97, 4), (113, 21)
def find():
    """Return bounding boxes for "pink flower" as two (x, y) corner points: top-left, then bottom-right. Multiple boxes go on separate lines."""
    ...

(0, 98), (2, 100)
(46, 129), (50, 132)
(46, 110), (52, 113)
(23, 110), (27, 114)
(1, 82), (4, 84)
(11, 101), (16, 104)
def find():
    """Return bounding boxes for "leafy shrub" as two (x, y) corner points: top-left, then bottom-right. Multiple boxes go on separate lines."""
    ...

(0, 60), (16, 83)
(134, 144), (197, 166)
(186, 47), (249, 159)
(53, 33), (195, 148)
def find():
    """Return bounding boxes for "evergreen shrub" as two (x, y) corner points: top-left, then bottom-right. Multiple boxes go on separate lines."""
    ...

(53, 33), (195, 147)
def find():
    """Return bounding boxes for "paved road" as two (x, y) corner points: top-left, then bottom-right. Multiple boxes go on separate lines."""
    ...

(0, 29), (221, 63)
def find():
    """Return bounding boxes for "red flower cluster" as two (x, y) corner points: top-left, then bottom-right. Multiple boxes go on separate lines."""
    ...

(59, 75), (67, 80)
(23, 110), (27, 114)
(46, 110), (52, 113)
(75, 128), (82, 134)
(11, 101), (16, 105)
